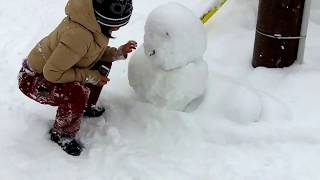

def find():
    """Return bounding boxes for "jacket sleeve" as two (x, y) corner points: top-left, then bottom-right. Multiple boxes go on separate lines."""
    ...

(100, 46), (117, 62)
(43, 28), (100, 83)
(101, 46), (128, 62)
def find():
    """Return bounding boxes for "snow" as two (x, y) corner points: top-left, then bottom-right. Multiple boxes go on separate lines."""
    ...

(128, 2), (208, 111)
(128, 47), (208, 111)
(143, 2), (207, 70)
(1, 0), (320, 180)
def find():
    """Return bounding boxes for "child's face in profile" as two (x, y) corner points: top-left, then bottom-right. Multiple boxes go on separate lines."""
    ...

(110, 27), (120, 32)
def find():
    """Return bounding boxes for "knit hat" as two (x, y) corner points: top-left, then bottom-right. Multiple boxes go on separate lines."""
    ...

(92, 0), (133, 28)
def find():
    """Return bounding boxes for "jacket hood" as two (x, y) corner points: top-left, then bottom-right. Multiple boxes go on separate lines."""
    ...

(65, 0), (101, 33)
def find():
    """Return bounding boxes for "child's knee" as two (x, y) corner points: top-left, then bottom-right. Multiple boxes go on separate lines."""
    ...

(67, 83), (90, 105)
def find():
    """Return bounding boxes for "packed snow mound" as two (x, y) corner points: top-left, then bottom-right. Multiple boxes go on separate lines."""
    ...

(203, 75), (263, 124)
(143, 2), (207, 70)
(128, 47), (208, 111)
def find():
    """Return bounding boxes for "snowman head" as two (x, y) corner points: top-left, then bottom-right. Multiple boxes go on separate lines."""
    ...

(143, 2), (207, 70)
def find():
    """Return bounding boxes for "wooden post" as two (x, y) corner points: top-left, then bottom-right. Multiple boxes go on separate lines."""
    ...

(252, 0), (310, 68)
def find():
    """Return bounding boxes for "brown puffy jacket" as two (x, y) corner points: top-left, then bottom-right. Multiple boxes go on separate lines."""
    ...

(27, 0), (118, 83)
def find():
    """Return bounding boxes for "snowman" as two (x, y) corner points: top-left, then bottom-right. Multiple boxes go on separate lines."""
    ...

(128, 2), (209, 111)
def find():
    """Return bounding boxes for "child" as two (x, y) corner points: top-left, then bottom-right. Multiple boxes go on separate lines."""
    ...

(18, 0), (137, 156)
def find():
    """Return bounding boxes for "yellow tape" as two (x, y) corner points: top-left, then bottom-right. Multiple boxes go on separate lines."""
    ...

(201, 0), (227, 24)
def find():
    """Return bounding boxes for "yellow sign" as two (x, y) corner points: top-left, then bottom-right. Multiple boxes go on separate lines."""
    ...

(201, 0), (228, 24)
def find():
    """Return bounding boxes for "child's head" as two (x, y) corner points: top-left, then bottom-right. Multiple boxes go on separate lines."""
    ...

(92, 0), (133, 37)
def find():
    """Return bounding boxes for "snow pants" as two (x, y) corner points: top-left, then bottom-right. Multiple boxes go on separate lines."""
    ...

(18, 60), (112, 137)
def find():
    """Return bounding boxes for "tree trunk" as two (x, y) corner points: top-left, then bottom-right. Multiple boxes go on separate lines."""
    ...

(252, 0), (306, 68)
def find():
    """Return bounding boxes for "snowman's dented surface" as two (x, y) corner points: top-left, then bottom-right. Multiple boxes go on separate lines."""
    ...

(144, 3), (207, 70)
(128, 2), (209, 111)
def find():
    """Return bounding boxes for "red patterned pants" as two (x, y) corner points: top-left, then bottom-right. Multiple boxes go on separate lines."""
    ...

(18, 60), (112, 137)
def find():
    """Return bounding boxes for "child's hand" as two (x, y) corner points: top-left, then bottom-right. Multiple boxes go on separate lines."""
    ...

(112, 41), (138, 61)
(122, 40), (137, 55)
(85, 71), (110, 86)
(97, 74), (110, 86)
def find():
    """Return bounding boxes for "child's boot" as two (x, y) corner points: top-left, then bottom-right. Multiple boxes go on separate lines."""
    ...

(49, 129), (83, 156)
(83, 105), (105, 118)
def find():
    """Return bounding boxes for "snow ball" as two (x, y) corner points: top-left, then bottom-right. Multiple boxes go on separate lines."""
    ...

(223, 85), (262, 124)
(143, 2), (207, 70)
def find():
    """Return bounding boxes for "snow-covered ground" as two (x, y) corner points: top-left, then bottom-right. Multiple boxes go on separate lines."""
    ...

(1, 0), (320, 179)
